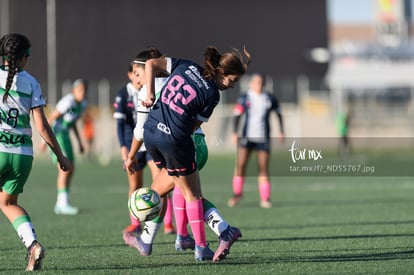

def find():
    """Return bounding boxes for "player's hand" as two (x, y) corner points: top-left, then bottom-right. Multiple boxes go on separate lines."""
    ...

(124, 158), (138, 175)
(58, 157), (73, 172)
(141, 97), (155, 108)
(79, 144), (85, 154)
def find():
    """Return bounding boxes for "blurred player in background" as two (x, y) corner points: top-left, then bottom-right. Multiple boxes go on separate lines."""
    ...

(0, 33), (72, 271)
(41, 78), (88, 215)
(229, 73), (284, 208)
(114, 64), (146, 238)
(336, 107), (351, 157)
(127, 46), (250, 261)
(82, 107), (95, 159)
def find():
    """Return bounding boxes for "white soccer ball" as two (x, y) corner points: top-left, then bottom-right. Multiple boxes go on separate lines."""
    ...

(128, 187), (162, 222)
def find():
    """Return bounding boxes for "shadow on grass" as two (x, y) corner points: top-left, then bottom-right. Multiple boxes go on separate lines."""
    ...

(227, 197), (414, 210)
(213, 248), (414, 265)
(240, 219), (414, 231)
(243, 232), (414, 242)
(2, 244), (414, 272)
(42, 240), (177, 250)
(274, 197), (414, 208)
(30, 248), (414, 272)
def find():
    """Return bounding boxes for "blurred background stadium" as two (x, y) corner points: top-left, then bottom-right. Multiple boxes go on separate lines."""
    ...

(1, 0), (413, 160)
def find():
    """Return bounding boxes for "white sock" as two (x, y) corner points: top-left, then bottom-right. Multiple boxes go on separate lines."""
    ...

(57, 190), (69, 206)
(140, 220), (161, 244)
(204, 208), (229, 236)
(16, 222), (37, 248)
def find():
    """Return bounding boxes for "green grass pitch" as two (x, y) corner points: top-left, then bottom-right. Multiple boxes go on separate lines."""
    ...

(0, 152), (413, 274)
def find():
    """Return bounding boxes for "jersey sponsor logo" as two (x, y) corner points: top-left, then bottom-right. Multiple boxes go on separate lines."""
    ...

(185, 69), (204, 88)
(0, 131), (25, 145)
(157, 122), (171, 135)
(188, 65), (210, 89)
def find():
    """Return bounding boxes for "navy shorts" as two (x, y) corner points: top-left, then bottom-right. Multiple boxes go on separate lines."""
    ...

(145, 149), (153, 162)
(144, 131), (196, 176)
(238, 138), (271, 152)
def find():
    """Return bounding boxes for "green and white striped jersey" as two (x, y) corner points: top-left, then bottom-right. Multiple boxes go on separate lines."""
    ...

(52, 93), (87, 134)
(0, 68), (46, 156)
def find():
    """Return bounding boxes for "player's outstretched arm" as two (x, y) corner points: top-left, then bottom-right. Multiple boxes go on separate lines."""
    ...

(142, 58), (168, 108)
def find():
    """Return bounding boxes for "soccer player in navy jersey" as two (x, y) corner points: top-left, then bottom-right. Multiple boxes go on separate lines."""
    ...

(131, 46), (251, 261)
(228, 73), (285, 209)
(126, 46), (249, 261)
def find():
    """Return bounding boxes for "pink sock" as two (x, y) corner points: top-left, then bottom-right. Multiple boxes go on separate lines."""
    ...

(130, 213), (140, 226)
(164, 195), (173, 225)
(232, 176), (244, 196)
(173, 187), (188, 236)
(186, 199), (206, 247)
(259, 182), (271, 201)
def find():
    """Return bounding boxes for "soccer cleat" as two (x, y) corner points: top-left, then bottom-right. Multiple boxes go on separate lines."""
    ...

(227, 195), (242, 207)
(122, 231), (140, 249)
(194, 244), (214, 261)
(260, 200), (272, 208)
(213, 226), (242, 262)
(54, 204), (79, 215)
(123, 224), (141, 235)
(25, 241), (45, 271)
(164, 223), (176, 235)
(175, 235), (195, 251)
(136, 236), (152, 256)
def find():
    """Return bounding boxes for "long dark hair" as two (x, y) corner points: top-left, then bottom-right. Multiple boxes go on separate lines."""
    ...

(131, 46), (166, 77)
(132, 46), (163, 63)
(0, 33), (31, 102)
(203, 46), (251, 80)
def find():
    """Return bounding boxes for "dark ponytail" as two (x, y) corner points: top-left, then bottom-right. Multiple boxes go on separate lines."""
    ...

(0, 33), (31, 102)
(203, 46), (251, 80)
(203, 46), (221, 80)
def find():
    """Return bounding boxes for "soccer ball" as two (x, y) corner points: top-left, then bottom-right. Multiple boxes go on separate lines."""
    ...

(128, 187), (162, 222)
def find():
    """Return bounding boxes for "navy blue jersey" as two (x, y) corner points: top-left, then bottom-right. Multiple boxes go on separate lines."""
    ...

(234, 91), (281, 142)
(113, 83), (138, 148)
(144, 58), (219, 145)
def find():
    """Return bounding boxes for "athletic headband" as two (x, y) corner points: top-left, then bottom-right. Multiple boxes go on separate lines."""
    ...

(132, 60), (146, 65)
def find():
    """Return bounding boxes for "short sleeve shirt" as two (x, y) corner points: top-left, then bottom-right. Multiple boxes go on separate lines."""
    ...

(0, 69), (46, 156)
(144, 58), (219, 145)
(53, 93), (87, 133)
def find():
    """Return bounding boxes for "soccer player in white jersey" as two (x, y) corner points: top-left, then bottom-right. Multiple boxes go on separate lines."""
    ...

(114, 58), (176, 247)
(0, 33), (72, 271)
(41, 79), (88, 215)
(229, 73), (285, 208)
